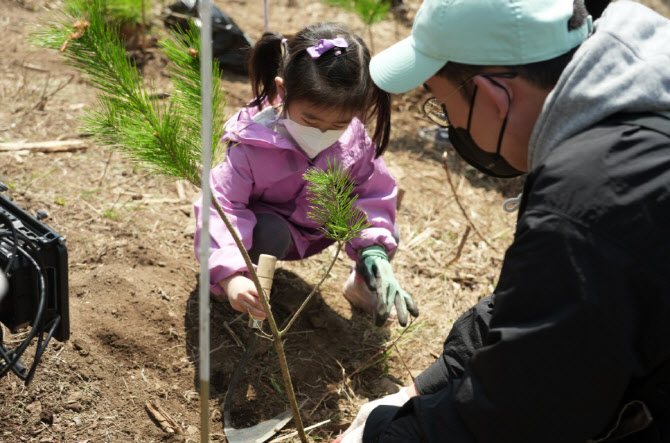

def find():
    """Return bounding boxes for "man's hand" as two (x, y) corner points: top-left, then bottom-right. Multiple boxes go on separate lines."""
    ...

(359, 246), (419, 326)
(219, 274), (266, 319)
(333, 385), (418, 443)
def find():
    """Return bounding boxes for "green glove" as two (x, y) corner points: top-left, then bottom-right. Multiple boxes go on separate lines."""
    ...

(358, 245), (419, 326)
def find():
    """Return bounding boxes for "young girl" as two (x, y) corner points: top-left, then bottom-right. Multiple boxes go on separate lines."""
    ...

(194, 22), (418, 327)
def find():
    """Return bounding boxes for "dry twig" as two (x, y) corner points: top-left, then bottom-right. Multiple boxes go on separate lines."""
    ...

(145, 400), (182, 434)
(21, 63), (49, 72)
(309, 319), (416, 418)
(441, 152), (499, 253)
(270, 419), (332, 442)
(223, 321), (244, 349)
(98, 151), (115, 187)
(0, 140), (88, 153)
(447, 226), (472, 267)
(34, 74), (74, 111)
(393, 343), (414, 383)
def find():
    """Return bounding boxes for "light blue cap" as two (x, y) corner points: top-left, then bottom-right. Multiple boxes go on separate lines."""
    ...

(371, 0), (593, 94)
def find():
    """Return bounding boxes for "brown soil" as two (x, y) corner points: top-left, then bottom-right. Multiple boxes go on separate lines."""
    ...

(2, 0), (667, 442)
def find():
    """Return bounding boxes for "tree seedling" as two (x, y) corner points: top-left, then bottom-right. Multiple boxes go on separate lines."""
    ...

(325, 0), (390, 52)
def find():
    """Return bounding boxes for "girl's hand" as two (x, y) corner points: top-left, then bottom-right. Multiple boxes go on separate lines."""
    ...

(220, 274), (266, 319)
(359, 246), (419, 327)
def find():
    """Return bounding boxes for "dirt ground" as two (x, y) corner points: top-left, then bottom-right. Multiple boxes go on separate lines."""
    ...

(1, 0), (668, 442)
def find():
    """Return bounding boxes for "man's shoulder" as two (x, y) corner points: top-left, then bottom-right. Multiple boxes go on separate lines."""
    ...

(530, 113), (670, 195)
(524, 112), (670, 241)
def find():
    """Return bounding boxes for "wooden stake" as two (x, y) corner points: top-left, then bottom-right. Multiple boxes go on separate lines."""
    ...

(250, 254), (277, 328)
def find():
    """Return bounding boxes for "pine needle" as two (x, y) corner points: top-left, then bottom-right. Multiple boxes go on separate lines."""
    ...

(30, 0), (228, 187)
(303, 159), (371, 243)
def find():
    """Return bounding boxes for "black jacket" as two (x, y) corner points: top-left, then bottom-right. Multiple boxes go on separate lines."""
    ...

(363, 114), (670, 443)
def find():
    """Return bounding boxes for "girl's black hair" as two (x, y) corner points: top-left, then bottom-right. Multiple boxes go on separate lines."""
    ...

(247, 22), (391, 157)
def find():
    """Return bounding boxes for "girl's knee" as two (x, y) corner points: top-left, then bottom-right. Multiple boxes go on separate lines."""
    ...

(249, 213), (292, 261)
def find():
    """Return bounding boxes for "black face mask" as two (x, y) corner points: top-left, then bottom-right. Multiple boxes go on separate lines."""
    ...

(448, 82), (524, 178)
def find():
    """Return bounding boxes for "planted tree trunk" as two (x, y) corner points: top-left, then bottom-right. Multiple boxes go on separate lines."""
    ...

(210, 196), (308, 442)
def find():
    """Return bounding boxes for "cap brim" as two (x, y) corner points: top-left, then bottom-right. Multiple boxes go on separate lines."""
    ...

(370, 36), (446, 94)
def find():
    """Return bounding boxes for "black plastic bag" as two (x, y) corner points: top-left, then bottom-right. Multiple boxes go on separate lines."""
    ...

(163, 0), (253, 75)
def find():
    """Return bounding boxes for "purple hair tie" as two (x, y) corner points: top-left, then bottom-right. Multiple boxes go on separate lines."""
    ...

(306, 38), (349, 59)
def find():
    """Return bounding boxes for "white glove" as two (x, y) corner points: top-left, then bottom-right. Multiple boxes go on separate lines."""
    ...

(337, 388), (411, 443)
(339, 425), (364, 443)
(0, 270), (7, 301)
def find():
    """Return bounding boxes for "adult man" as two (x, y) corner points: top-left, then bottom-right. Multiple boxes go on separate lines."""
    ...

(336, 0), (670, 441)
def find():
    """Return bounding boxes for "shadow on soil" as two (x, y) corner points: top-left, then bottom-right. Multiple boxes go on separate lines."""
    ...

(184, 268), (394, 431)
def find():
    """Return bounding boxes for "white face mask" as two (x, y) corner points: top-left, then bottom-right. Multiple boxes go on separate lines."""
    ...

(281, 112), (347, 159)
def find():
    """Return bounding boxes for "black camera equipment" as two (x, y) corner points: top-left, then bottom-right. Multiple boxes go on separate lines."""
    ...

(0, 185), (70, 385)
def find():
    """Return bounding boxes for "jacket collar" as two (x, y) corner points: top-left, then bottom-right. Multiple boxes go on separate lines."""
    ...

(223, 103), (306, 152)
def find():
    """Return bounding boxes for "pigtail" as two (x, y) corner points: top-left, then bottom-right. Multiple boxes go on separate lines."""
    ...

(248, 32), (285, 110)
(370, 88), (391, 158)
(350, 32), (391, 158)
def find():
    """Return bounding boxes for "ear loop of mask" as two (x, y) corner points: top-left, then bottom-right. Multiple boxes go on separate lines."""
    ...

(465, 77), (525, 211)
(467, 78), (510, 159)
(465, 83), (477, 130)
(487, 76), (511, 159)
(485, 77), (524, 212)
(486, 77), (524, 212)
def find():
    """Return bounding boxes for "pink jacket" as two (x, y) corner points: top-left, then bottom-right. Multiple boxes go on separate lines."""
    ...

(194, 104), (398, 295)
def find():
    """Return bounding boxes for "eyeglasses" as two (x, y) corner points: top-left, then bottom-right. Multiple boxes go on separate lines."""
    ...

(422, 97), (450, 128)
(422, 72), (517, 128)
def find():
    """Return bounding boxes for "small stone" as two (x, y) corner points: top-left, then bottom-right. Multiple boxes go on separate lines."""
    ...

(72, 340), (89, 356)
(377, 377), (402, 395)
(66, 403), (83, 413)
